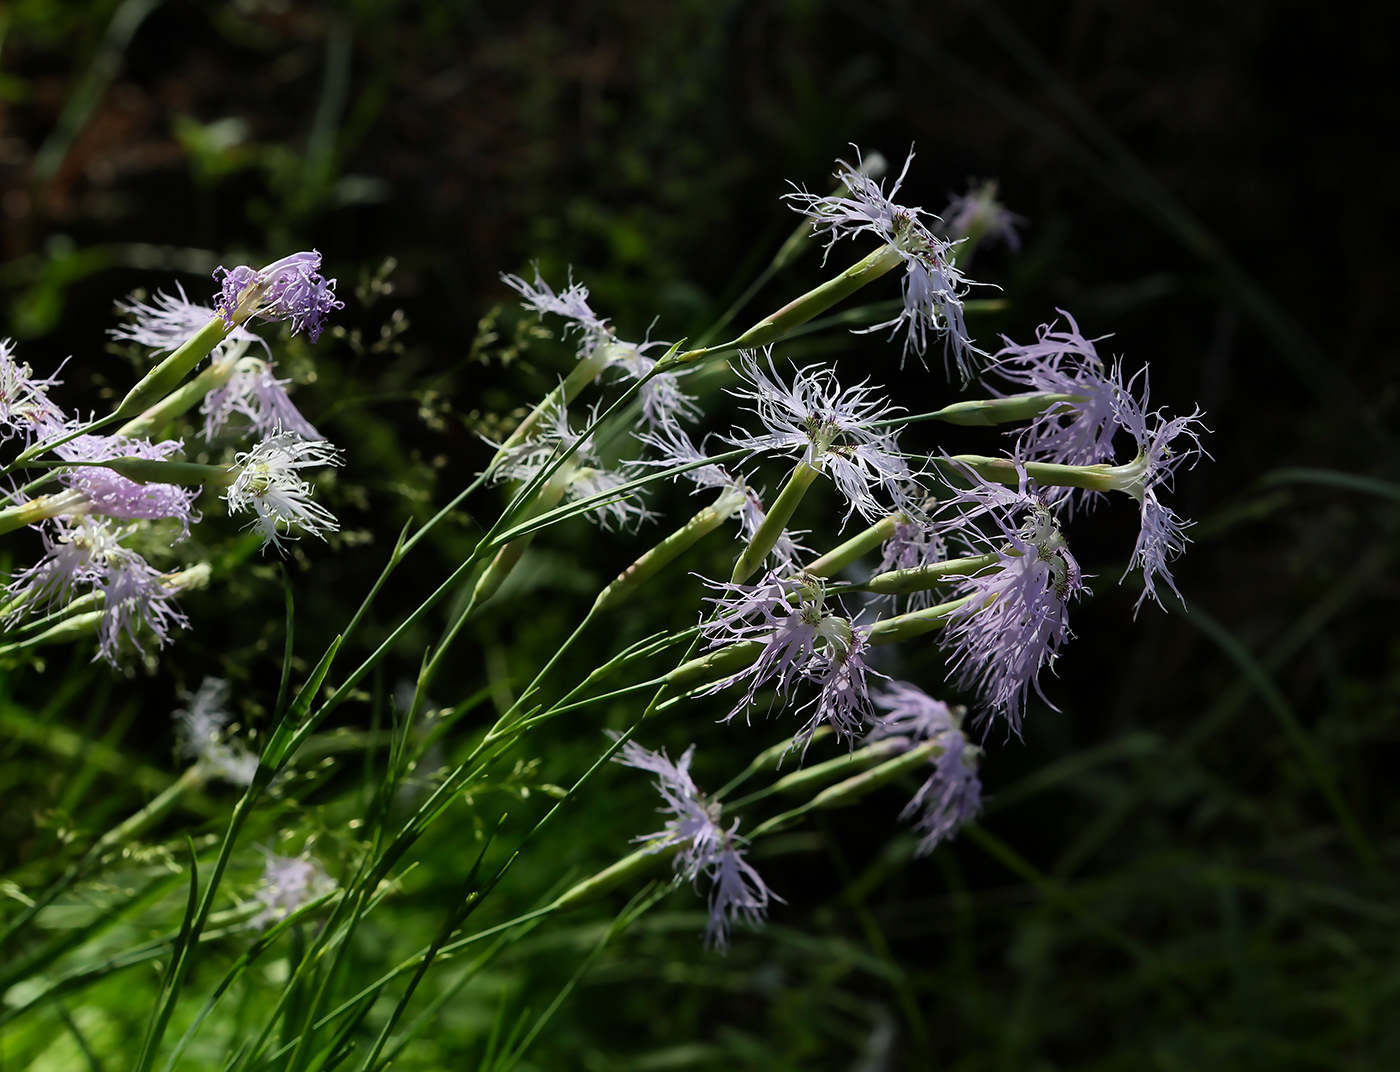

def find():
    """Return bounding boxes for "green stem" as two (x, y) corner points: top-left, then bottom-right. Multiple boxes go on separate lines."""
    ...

(115, 315), (232, 419)
(803, 514), (900, 577)
(731, 460), (819, 583)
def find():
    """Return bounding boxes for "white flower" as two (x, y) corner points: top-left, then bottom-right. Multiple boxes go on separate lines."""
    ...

(723, 350), (912, 525)
(173, 677), (258, 786)
(224, 432), (343, 553)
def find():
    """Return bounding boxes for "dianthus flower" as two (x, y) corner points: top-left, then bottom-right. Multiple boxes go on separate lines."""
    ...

(214, 251), (342, 342)
(173, 677), (258, 786)
(54, 432), (200, 536)
(866, 683), (983, 853)
(988, 313), (1125, 472)
(502, 268), (610, 352)
(939, 180), (1024, 252)
(489, 405), (652, 532)
(223, 432), (343, 553)
(3, 517), (190, 664)
(723, 351), (911, 525)
(639, 421), (806, 569)
(615, 739), (778, 950)
(111, 286), (264, 356)
(875, 514), (949, 611)
(252, 850), (337, 928)
(1101, 389), (1207, 611)
(503, 268), (696, 432)
(785, 148), (980, 375)
(935, 466), (1084, 733)
(701, 572), (878, 745)
(989, 316), (1206, 607)
(1, 339), (65, 442)
(202, 356), (321, 442)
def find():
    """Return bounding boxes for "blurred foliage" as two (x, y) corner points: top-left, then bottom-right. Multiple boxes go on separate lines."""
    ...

(1, 0), (1398, 1069)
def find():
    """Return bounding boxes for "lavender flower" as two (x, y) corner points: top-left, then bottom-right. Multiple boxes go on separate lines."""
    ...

(253, 850), (337, 928)
(701, 572), (877, 745)
(504, 268), (696, 432)
(111, 286), (264, 356)
(936, 467), (1084, 732)
(608, 341), (699, 432)
(876, 515), (949, 610)
(867, 683), (982, 853)
(1, 339), (65, 442)
(223, 432), (343, 553)
(213, 251), (342, 342)
(3, 517), (191, 664)
(490, 406), (651, 532)
(54, 433), (200, 536)
(174, 677), (258, 786)
(990, 316), (1206, 606)
(203, 356), (322, 441)
(502, 268), (610, 353)
(615, 739), (778, 950)
(988, 313), (1125, 471)
(1102, 393), (1207, 611)
(639, 421), (806, 569)
(939, 181), (1023, 252)
(724, 351), (911, 525)
(785, 148), (980, 375)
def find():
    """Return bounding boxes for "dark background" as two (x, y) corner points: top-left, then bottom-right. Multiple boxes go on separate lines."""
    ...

(2, 1), (1397, 1068)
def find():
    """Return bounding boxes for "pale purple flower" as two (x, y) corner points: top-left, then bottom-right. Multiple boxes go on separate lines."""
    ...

(3, 517), (190, 664)
(988, 313), (1125, 473)
(253, 850), (336, 928)
(203, 356), (321, 442)
(785, 148), (981, 375)
(608, 341), (699, 432)
(505, 269), (695, 431)
(223, 432), (343, 553)
(54, 433), (200, 536)
(700, 572), (876, 745)
(876, 516), (949, 610)
(214, 251), (342, 342)
(615, 739), (778, 950)
(490, 405), (651, 532)
(935, 467), (1084, 733)
(111, 286), (264, 356)
(639, 421), (806, 569)
(804, 623), (881, 744)
(939, 181), (1024, 252)
(1, 339), (66, 442)
(867, 683), (982, 854)
(724, 351), (912, 525)
(1103, 391), (1207, 612)
(173, 677), (258, 786)
(502, 268), (610, 352)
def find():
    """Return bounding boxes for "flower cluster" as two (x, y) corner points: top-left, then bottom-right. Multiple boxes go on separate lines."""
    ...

(615, 739), (778, 950)
(1, 250), (343, 663)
